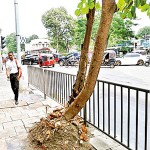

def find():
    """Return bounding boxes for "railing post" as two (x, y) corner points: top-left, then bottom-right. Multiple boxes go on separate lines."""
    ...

(43, 69), (46, 99)
(84, 104), (87, 125)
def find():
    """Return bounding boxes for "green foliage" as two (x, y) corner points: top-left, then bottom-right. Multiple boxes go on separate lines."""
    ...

(107, 13), (135, 47)
(42, 7), (75, 52)
(117, 0), (150, 19)
(6, 33), (17, 53)
(26, 34), (39, 43)
(74, 12), (101, 50)
(75, 0), (100, 16)
(74, 17), (86, 50)
(137, 26), (150, 38)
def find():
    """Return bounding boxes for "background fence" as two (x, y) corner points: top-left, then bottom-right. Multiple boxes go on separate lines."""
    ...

(28, 66), (150, 150)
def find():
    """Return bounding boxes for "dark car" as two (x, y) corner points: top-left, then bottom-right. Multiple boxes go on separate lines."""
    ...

(58, 52), (80, 66)
(21, 54), (39, 65)
(53, 53), (62, 63)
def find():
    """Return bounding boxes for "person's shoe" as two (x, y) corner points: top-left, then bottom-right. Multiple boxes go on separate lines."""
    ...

(15, 100), (19, 105)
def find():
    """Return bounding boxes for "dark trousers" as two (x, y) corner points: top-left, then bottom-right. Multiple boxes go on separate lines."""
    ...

(10, 73), (19, 101)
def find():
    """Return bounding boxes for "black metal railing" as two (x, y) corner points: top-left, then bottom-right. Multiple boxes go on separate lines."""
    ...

(28, 66), (150, 150)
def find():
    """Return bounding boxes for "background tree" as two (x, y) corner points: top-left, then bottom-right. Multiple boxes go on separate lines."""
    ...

(64, 0), (150, 120)
(108, 13), (135, 47)
(6, 33), (17, 53)
(137, 26), (150, 38)
(74, 12), (101, 51)
(74, 17), (86, 50)
(26, 34), (39, 43)
(42, 7), (75, 53)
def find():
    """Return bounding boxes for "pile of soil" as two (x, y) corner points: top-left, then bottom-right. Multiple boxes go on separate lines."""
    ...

(28, 107), (95, 150)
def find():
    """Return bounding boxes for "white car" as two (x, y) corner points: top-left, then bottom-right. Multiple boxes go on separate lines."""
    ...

(116, 53), (149, 66)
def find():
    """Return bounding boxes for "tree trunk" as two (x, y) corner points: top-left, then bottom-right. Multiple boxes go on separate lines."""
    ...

(64, 0), (116, 120)
(67, 3), (96, 105)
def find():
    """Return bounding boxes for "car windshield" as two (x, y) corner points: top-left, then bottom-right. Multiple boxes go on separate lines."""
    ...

(124, 53), (140, 57)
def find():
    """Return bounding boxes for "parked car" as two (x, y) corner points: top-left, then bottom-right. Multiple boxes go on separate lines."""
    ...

(58, 52), (80, 66)
(115, 53), (149, 66)
(132, 50), (147, 55)
(21, 54), (39, 65)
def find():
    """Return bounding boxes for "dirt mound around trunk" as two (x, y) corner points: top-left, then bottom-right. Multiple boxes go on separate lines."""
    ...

(28, 108), (95, 150)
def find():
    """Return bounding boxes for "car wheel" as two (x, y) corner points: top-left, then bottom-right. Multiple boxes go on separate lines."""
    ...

(116, 61), (121, 66)
(137, 60), (144, 65)
(145, 62), (149, 67)
(59, 61), (64, 66)
(110, 63), (115, 68)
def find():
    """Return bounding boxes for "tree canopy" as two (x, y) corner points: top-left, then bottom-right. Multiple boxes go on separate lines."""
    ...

(41, 7), (75, 52)
(26, 34), (39, 43)
(137, 26), (150, 38)
(6, 33), (17, 53)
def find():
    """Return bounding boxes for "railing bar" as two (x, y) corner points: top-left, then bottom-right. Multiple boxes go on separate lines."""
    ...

(144, 92), (148, 150)
(103, 82), (105, 131)
(108, 83), (110, 134)
(135, 90), (139, 150)
(63, 74), (65, 105)
(57, 72), (59, 102)
(114, 85), (116, 138)
(67, 74), (70, 101)
(51, 72), (53, 98)
(127, 89), (130, 147)
(60, 73), (63, 104)
(97, 81), (100, 128)
(121, 86), (123, 142)
(93, 88), (95, 124)
(89, 98), (91, 122)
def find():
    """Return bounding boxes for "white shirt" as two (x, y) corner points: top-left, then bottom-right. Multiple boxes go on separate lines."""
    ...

(6, 59), (21, 74)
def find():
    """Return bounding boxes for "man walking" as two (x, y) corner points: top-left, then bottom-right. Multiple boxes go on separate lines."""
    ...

(6, 51), (21, 105)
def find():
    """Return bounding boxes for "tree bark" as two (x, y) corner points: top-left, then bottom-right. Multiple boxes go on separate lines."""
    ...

(67, 2), (96, 105)
(64, 0), (116, 120)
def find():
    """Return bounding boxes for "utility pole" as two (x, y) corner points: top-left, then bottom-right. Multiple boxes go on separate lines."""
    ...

(14, 0), (21, 63)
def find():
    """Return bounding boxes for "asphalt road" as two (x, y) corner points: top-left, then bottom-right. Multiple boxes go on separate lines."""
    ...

(43, 64), (150, 90)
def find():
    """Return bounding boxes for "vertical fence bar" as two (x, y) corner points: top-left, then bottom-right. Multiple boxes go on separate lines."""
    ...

(50, 71), (52, 98)
(84, 104), (87, 125)
(97, 81), (100, 128)
(144, 92), (148, 150)
(108, 83), (110, 134)
(51, 71), (54, 99)
(43, 69), (46, 99)
(135, 90), (139, 150)
(89, 98), (91, 122)
(121, 86), (123, 142)
(60, 73), (63, 104)
(93, 89), (95, 124)
(114, 85), (116, 138)
(103, 82), (105, 131)
(127, 88), (130, 147)
(58, 72), (60, 103)
(63, 74), (65, 104)
(67, 74), (70, 101)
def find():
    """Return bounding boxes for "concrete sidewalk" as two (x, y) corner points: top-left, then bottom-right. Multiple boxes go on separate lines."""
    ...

(0, 70), (127, 150)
